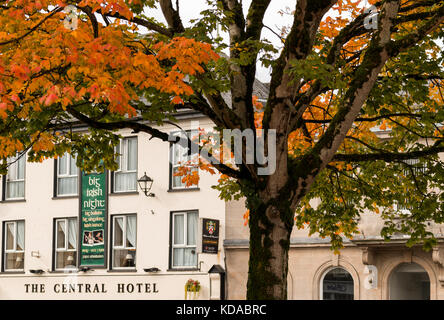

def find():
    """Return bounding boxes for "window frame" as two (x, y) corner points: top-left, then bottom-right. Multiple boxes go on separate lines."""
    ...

(110, 213), (137, 270)
(54, 154), (79, 197)
(169, 210), (199, 269)
(53, 217), (78, 271)
(320, 266), (354, 301)
(2, 220), (25, 272)
(3, 154), (26, 201)
(112, 136), (138, 193)
(169, 130), (199, 190)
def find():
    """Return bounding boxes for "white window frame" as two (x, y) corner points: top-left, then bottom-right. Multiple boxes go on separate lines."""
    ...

(171, 211), (198, 268)
(4, 220), (25, 272)
(57, 153), (79, 196)
(112, 214), (137, 269)
(54, 218), (78, 271)
(5, 154), (26, 200)
(170, 130), (199, 190)
(114, 137), (138, 192)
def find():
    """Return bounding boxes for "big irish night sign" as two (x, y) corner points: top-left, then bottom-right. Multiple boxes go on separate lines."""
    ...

(79, 170), (108, 267)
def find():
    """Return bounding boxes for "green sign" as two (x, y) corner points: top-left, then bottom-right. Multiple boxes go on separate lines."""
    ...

(79, 171), (107, 267)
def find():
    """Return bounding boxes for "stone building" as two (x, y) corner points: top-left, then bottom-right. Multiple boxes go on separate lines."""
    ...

(225, 132), (444, 300)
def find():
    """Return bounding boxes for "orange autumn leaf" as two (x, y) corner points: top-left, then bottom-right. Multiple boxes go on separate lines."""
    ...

(243, 209), (250, 226)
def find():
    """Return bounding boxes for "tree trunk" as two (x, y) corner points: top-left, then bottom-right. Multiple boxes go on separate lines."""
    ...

(246, 195), (294, 300)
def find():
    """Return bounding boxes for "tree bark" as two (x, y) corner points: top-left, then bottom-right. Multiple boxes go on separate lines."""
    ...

(246, 188), (294, 300)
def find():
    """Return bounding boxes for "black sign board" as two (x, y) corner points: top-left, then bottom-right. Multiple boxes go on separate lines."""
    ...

(202, 218), (219, 254)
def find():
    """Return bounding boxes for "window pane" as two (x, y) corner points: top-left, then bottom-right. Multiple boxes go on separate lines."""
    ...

(115, 172), (137, 192)
(6, 223), (14, 251)
(16, 221), (24, 251)
(58, 177), (78, 195)
(59, 154), (68, 175)
(173, 144), (182, 166)
(174, 215), (184, 245)
(115, 142), (121, 170)
(7, 161), (17, 180)
(56, 251), (77, 269)
(172, 167), (184, 188)
(183, 248), (197, 267)
(187, 212), (198, 246)
(127, 138), (137, 171)
(170, 131), (198, 189)
(114, 138), (137, 192)
(126, 216), (136, 248)
(113, 249), (136, 268)
(17, 156), (25, 179)
(6, 181), (24, 199)
(189, 130), (198, 155)
(173, 248), (198, 267)
(56, 220), (66, 249)
(69, 155), (77, 175)
(5, 252), (24, 270)
(173, 248), (184, 267)
(67, 219), (77, 250)
(114, 217), (123, 246)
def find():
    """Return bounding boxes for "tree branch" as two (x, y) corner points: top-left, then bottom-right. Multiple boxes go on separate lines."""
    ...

(0, 7), (63, 46)
(103, 12), (173, 37)
(333, 142), (444, 163)
(159, 0), (185, 33)
(245, 0), (271, 40)
(302, 112), (424, 124)
(79, 6), (99, 38)
(65, 105), (242, 179)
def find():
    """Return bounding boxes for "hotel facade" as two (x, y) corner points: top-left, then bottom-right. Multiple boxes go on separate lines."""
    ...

(0, 113), (227, 300)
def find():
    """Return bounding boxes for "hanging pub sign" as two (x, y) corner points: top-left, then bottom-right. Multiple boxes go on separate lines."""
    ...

(79, 170), (108, 267)
(201, 218), (219, 254)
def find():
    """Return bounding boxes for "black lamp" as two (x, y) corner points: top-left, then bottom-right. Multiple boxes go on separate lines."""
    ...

(138, 172), (155, 197)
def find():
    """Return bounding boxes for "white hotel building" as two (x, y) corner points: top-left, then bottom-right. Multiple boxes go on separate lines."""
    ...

(0, 111), (228, 300)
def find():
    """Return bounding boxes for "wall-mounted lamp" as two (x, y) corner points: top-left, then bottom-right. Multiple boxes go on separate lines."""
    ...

(144, 267), (161, 273)
(29, 269), (45, 274)
(138, 172), (155, 197)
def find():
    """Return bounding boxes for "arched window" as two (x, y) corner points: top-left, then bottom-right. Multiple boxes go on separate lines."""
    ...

(321, 267), (354, 300)
(389, 263), (430, 300)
